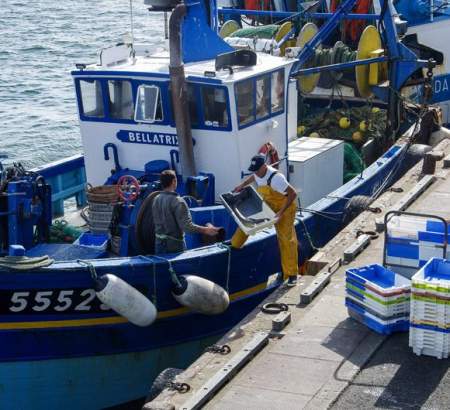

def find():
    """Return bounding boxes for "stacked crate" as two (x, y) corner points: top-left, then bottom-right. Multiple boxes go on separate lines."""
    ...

(346, 264), (410, 334)
(86, 185), (118, 235)
(385, 215), (450, 279)
(410, 258), (450, 359)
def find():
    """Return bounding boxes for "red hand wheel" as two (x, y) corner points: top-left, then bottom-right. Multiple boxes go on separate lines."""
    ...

(116, 175), (141, 202)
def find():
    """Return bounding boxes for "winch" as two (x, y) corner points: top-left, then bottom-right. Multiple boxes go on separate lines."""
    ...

(86, 157), (217, 256)
(0, 161), (52, 253)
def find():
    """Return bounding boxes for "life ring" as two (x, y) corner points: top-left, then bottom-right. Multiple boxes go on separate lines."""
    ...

(259, 142), (280, 168)
(331, 0), (371, 43)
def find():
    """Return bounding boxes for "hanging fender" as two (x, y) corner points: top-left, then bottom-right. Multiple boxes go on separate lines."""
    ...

(258, 142), (280, 168)
(172, 274), (229, 315)
(94, 274), (157, 327)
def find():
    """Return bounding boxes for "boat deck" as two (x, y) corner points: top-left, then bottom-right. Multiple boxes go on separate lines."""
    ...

(144, 137), (450, 410)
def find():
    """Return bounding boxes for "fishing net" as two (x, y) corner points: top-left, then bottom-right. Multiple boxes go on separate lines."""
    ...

(230, 25), (280, 39)
(344, 142), (365, 182)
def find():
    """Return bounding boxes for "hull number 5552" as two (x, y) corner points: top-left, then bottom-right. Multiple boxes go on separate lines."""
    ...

(4, 289), (110, 314)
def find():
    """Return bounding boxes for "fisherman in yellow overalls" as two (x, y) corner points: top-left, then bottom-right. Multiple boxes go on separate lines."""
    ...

(232, 154), (299, 286)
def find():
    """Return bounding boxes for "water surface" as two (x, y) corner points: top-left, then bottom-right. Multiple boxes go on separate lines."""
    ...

(0, 0), (164, 167)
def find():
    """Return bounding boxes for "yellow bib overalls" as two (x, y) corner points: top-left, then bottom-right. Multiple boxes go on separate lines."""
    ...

(231, 176), (299, 280)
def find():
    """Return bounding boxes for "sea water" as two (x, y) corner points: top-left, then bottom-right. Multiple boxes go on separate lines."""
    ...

(0, 0), (164, 168)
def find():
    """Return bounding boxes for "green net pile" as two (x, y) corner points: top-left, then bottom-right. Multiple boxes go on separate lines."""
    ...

(230, 25), (280, 39)
(49, 220), (83, 243)
(297, 105), (388, 182)
(298, 105), (387, 142)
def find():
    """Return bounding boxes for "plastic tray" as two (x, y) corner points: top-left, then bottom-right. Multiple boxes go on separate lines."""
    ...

(88, 210), (114, 223)
(220, 186), (277, 236)
(346, 289), (409, 318)
(88, 202), (117, 212)
(346, 264), (410, 295)
(346, 298), (409, 335)
(346, 296), (409, 321)
(412, 258), (450, 287)
(74, 232), (109, 250)
(409, 325), (450, 359)
(346, 278), (410, 303)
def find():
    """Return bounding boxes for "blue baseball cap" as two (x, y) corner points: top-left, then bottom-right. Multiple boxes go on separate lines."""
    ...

(248, 154), (266, 172)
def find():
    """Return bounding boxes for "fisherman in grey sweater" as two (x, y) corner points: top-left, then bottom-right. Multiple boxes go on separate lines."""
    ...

(152, 170), (220, 254)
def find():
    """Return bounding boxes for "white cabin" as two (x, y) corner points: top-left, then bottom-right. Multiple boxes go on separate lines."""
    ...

(72, 45), (296, 199)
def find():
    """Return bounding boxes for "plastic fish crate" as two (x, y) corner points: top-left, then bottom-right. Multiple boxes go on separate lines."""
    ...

(88, 210), (114, 223)
(74, 232), (109, 251)
(346, 264), (411, 296)
(346, 296), (408, 321)
(346, 294), (408, 320)
(346, 288), (410, 318)
(220, 186), (277, 236)
(412, 258), (450, 288)
(346, 278), (410, 304)
(89, 220), (112, 235)
(88, 202), (117, 212)
(412, 286), (450, 301)
(409, 324), (450, 359)
(410, 296), (449, 325)
(346, 277), (411, 301)
(346, 298), (409, 335)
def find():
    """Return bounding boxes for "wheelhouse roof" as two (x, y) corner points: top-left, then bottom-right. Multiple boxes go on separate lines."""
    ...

(72, 46), (294, 84)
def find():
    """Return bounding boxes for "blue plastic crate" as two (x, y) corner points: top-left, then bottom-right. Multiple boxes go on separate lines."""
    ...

(413, 258), (450, 283)
(346, 298), (409, 335)
(74, 232), (109, 250)
(410, 322), (450, 334)
(346, 264), (410, 291)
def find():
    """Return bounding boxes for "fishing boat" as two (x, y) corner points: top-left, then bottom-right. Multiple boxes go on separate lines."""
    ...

(393, 0), (450, 124)
(219, 0), (450, 124)
(0, 0), (444, 408)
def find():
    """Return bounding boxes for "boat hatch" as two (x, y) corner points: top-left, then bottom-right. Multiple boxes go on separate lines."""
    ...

(215, 49), (257, 71)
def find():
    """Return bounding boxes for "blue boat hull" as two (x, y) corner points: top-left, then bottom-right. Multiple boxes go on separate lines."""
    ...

(0, 143), (413, 408)
(0, 335), (219, 410)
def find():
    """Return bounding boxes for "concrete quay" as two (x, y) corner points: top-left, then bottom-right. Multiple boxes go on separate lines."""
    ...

(146, 137), (450, 410)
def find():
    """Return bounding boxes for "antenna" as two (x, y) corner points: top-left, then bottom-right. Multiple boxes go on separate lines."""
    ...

(129, 0), (135, 46)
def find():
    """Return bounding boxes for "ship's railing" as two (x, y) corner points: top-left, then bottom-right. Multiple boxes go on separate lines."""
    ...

(31, 154), (87, 217)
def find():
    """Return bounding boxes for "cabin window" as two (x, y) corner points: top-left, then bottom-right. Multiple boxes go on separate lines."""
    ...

(271, 70), (284, 113)
(79, 79), (104, 118)
(235, 79), (255, 126)
(201, 87), (229, 128)
(135, 85), (163, 123)
(256, 75), (270, 120)
(108, 80), (134, 120)
(235, 69), (285, 129)
(187, 85), (199, 126)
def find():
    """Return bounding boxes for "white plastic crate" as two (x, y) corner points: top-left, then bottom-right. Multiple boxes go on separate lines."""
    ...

(346, 292), (409, 318)
(412, 286), (450, 301)
(346, 278), (410, 302)
(88, 210), (114, 222)
(410, 298), (449, 324)
(89, 202), (116, 212)
(409, 325), (450, 359)
(89, 220), (112, 234)
(346, 290), (410, 316)
(385, 216), (449, 279)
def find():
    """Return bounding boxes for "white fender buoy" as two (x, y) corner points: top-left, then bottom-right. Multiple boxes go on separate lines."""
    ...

(172, 275), (229, 315)
(95, 274), (157, 327)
